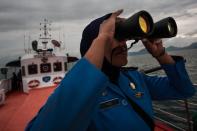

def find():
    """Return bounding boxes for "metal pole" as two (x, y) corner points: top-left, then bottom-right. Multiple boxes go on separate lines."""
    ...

(143, 66), (162, 74)
(184, 99), (192, 131)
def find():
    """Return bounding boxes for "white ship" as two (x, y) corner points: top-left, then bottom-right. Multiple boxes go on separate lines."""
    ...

(0, 19), (78, 130)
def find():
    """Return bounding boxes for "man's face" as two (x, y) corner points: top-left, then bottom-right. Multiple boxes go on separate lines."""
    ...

(105, 39), (128, 67)
(104, 17), (128, 67)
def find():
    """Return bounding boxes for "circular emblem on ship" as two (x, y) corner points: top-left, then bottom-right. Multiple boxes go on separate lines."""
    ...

(42, 76), (51, 83)
(28, 80), (40, 88)
(53, 76), (63, 85)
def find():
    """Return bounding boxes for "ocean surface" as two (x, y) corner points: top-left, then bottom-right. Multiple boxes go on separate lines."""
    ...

(127, 48), (197, 84)
(0, 49), (197, 130)
(127, 48), (197, 130)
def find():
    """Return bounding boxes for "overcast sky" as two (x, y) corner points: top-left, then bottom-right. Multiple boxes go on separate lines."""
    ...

(0, 0), (197, 57)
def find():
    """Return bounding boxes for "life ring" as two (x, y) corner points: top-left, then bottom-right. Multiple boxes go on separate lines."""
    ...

(53, 76), (63, 85)
(28, 80), (40, 88)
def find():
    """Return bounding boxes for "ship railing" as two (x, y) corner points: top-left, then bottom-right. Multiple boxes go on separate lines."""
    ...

(153, 103), (194, 131)
(143, 67), (196, 131)
(153, 97), (196, 131)
(154, 116), (186, 131)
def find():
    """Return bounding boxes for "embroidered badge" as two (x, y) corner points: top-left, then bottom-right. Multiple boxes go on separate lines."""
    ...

(101, 90), (108, 96)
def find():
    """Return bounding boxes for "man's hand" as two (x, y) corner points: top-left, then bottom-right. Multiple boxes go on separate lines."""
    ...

(98, 9), (123, 53)
(85, 9), (123, 69)
(142, 38), (165, 58)
(142, 38), (175, 64)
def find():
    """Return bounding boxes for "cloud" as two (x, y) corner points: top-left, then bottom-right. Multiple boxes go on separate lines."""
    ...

(0, 0), (197, 57)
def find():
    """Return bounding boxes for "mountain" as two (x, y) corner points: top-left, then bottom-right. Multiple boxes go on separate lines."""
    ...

(183, 42), (197, 49)
(128, 42), (197, 56)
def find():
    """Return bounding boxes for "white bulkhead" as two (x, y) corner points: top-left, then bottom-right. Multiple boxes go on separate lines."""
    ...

(21, 52), (68, 93)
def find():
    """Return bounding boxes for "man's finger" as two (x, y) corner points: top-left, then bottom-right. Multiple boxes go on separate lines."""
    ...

(142, 38), (152, 46)
(155, 39), (162, 44)
(111, 9), (123, 18)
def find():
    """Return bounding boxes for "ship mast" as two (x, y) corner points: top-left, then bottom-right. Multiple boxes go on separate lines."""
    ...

(39, 19), (51, 50)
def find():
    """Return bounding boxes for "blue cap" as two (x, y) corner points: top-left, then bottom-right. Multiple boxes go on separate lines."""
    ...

(80, 13), (112, 57)
(79, 13), (120, 83)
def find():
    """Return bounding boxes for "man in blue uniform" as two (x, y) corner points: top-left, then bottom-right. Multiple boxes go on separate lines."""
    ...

(26, 10), (195, 131)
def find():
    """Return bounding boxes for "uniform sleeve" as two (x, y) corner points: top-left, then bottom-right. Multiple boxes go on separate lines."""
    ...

(142, 56), (195, 100)
(25, 58), (108, 131)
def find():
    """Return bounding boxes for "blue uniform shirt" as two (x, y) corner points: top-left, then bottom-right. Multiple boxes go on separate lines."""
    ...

(26, 57), (195, 131)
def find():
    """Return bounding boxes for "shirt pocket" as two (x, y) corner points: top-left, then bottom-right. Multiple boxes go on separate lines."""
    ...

(99, 98), (120, 111)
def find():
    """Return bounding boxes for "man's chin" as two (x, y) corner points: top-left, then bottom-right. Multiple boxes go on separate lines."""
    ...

(123, 60), (128, 66)
(115, 60), (128, 67)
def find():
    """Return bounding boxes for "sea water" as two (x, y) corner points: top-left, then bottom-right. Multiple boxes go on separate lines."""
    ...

(127, 48), (197, 130)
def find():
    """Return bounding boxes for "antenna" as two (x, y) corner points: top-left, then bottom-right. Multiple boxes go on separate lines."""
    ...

(24, 35), (26, 53)
(28, 33), (31, 54)
(62, 25), (66, 51)
(63, 33), (66, 51)
(39, 19), (52, 49)
(59, 29), (61, 42)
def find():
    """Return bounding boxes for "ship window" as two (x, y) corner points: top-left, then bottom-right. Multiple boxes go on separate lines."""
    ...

(22, 66), (25, 76)
(28, 64), (38, 75)
(64, 62), (67, 71)
(40, 63), (51, 73)
(53, 62), (62, 72)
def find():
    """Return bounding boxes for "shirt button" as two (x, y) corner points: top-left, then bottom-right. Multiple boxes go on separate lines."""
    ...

(101, 90), (107, 96)
(121, 99), (128, 106)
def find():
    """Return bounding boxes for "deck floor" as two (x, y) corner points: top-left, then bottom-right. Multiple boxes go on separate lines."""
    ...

(0, 86), (173, 131)
(0, 87), (55, 131)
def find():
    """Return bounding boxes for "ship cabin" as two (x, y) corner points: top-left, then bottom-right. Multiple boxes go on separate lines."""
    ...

(21, 49), (68, 93)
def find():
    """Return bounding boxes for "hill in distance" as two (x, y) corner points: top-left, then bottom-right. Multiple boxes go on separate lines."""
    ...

(128, 42), (197, 56)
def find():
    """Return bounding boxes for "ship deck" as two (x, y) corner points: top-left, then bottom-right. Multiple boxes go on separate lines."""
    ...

(0, 87), (55, 131)
(0, 86), (173, 131)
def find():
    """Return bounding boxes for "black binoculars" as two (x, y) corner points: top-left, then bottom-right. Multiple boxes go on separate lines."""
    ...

(115, 10), (177, 41)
